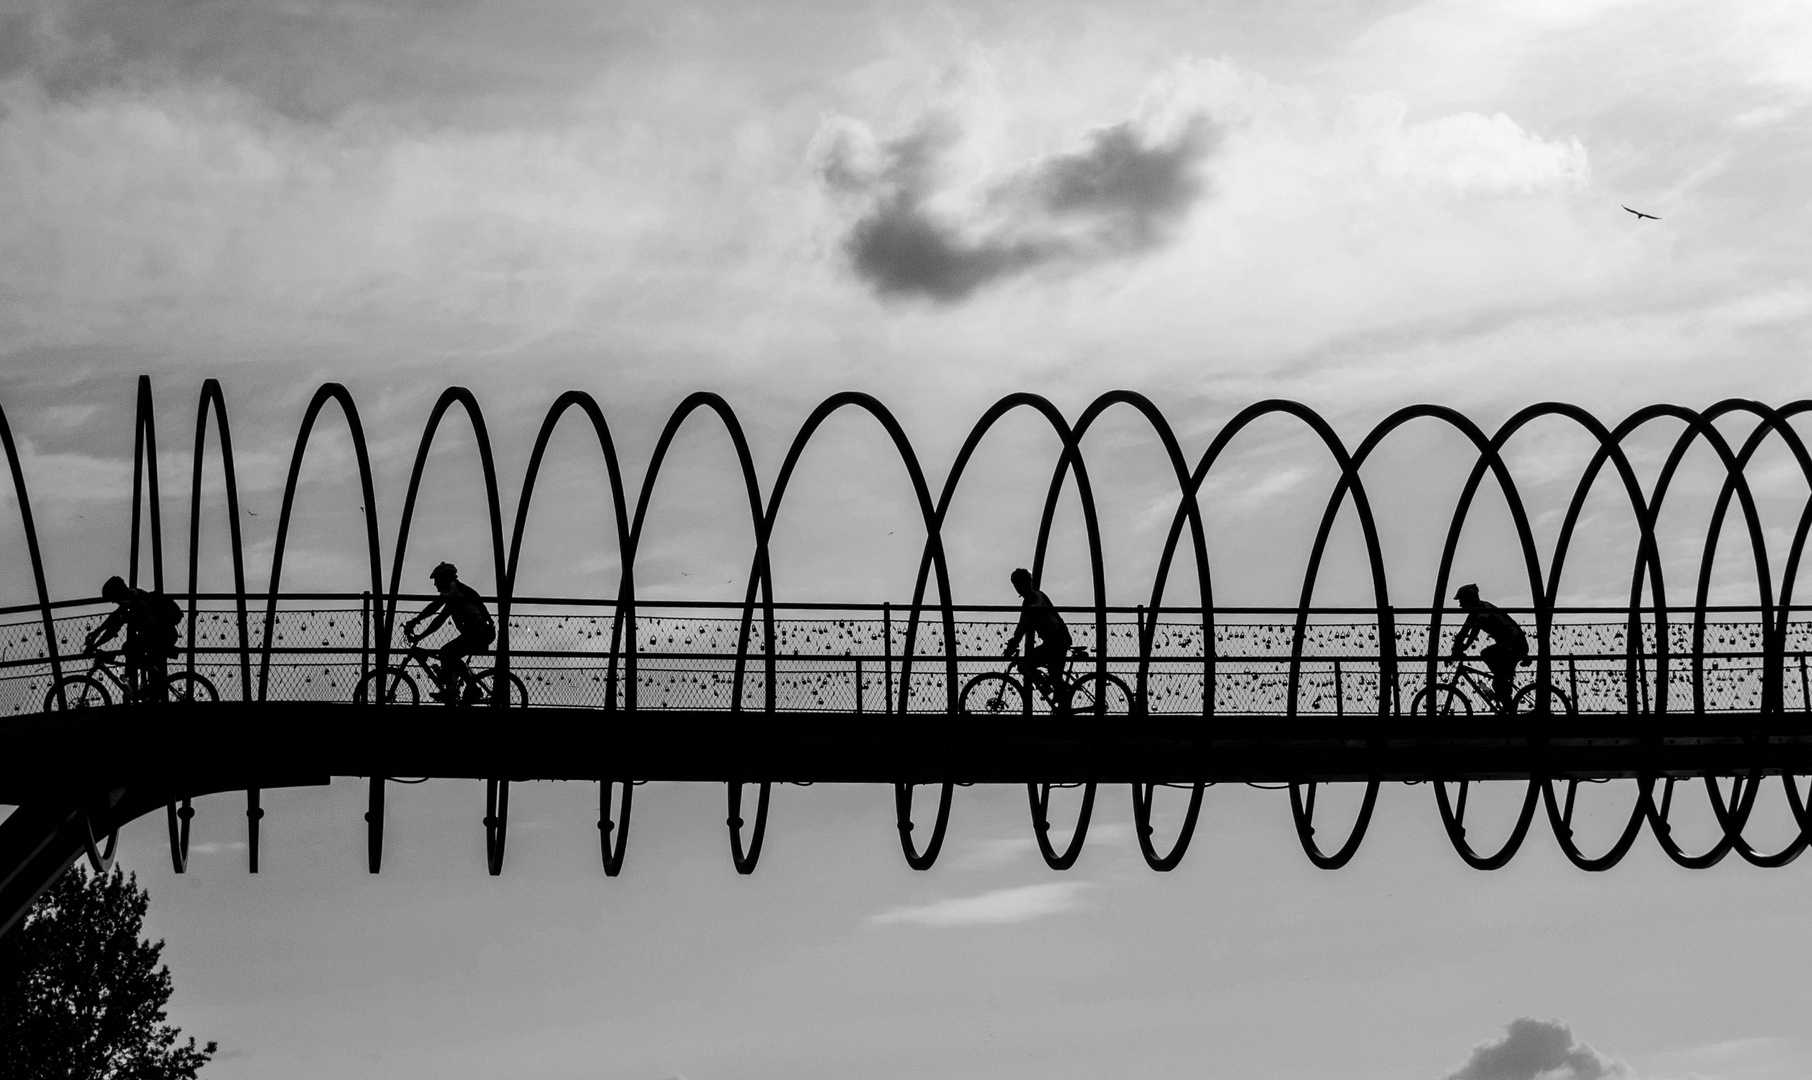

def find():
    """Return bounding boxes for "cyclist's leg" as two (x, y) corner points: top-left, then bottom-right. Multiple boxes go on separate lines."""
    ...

(434, 640), (468, 701)
(1481, 643), (1516, 710)
(1013, 652), (1043, 697)
(144, 653), (167, 703)
(1031, 641), (1068, 713)
(444, 625), (495, 702)
(124, 646), (167, 704)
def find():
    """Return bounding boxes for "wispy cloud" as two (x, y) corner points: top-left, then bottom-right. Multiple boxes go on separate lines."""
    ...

(1643, 1036), (1807, 1080)
(1444, 1018), (1630, 1080)
(190, 841), (248, 855)
(954, 837), (1038, 868)
(867, 882), (1092, 929)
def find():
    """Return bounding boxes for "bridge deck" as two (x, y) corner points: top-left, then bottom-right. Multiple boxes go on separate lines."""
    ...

(6, 703), (1812, 802)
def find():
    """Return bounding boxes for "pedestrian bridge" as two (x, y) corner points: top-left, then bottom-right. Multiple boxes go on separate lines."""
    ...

(5, 378), (1812, 936)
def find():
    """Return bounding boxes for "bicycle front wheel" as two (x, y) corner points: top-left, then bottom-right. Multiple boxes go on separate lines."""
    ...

(1068, 673), (1135, 718)
(166, 672), (219, 704)
(44, 675), (111, 711)
(355, 668), (419, 706)
(470, 670), (529, 707)
(1408, 684), (1473, 719)
(1510, 682), (1576, 717)
(960, 673), (1028, 717)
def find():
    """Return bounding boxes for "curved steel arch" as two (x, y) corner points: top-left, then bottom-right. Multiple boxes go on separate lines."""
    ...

(1344, 406), (1552, 871)
(1068, 391), (1215, 870)
(905, 392), (1099, 870)
(1490, 404), (1666, 871)
(185, 379), (253, 701)
(258, 384), (386, 701)
(619, 392), (770, 871)
(0, 397), (62, 691)
(501, 391), (634, 713)
(1148, 399), (1397, 869)
(381, 388), (510, 691)
(129, 377), (168, 595)
(737, 391), (959, 869)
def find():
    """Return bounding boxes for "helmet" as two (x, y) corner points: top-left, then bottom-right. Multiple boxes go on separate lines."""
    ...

(1010, 567), (1033, 589)
(102, 575), (129, 602)
(1454, 583), (1480, 602)
(430, 562), (459, 584)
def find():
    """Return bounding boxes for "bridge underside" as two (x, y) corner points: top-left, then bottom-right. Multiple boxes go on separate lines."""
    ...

(7, 703), (1812, 798)
(7, 703), (1812, 936)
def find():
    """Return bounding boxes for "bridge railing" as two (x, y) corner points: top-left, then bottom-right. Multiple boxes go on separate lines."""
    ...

(3, 594), (1810, 717)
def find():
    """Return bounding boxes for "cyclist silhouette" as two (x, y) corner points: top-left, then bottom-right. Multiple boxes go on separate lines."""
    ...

(83, 575), (173, 703)
(404, 562), (495, 703)
(1002, 567), (1071, 707)
(1450, 583), (1528, 709)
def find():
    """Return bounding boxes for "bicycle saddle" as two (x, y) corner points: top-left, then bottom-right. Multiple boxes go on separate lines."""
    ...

(1069, 646), (1089, 657)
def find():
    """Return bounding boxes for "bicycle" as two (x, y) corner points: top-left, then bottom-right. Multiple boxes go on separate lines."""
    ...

(43, 650), (219, 711)
(353, 639), (528, 707)
(1408, 657), (1575, 718)
(960, 646), (1137, 718)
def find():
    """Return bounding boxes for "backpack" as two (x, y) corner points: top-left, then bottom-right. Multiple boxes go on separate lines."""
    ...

(149, 590), (184, 657)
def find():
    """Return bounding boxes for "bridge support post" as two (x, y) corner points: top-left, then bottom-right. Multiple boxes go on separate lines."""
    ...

(166, 797), (192, 873)
(246, 788), (263, 872)
(366, 777), (385, 873)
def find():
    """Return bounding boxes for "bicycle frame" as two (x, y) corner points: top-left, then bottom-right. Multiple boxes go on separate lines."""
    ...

(964, 648), (1136, 719)
(81, 652), (137, 701)
(1014, 650), (1088, 710)
(1416, 656), (1569, 719)
(400, 642), (476, 695)
(1446, 661), (1502, 709)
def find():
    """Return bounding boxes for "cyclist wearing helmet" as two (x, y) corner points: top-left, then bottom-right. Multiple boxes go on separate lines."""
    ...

(404, 562), (495, 703)
(1003, 567), (1071, 706)
(1451, 583), (1528, 710)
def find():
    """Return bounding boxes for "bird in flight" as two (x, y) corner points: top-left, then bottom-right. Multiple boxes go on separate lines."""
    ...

(1622, 205), (1660, 221)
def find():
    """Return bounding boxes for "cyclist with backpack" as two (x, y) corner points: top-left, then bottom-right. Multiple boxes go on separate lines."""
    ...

(404, 562), (495, 703)
(1002, 567), (1072, 712)
(84, 575), (181, 703)
(1450, 583), (1529, 711)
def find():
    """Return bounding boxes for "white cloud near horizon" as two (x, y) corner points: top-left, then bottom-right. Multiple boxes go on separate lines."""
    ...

(867, 881), (1093, 928)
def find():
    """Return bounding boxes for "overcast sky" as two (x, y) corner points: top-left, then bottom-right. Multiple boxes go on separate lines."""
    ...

(4, 0), (1812, 1077)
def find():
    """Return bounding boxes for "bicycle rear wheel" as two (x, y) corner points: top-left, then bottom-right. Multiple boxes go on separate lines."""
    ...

(1511, 682), (1576, 716)
(44, 675), (111, 711)
(1067, 673), (1135, 718)
(355, 668), (419, 705)
(960, 673), (1028, 717)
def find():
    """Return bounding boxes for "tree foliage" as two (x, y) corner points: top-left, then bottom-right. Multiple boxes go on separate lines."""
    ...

(0, 865), (216, 1080)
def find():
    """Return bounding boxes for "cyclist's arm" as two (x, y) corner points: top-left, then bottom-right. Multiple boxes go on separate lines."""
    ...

(1004, 600), (1037, 655)
(1450, 616), (1479, 658)
(85, 608), (126, 652)
(406, 598), (447, 640)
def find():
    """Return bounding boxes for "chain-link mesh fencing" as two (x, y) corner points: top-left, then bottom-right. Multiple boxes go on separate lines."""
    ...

(4, 599), (1810, 717)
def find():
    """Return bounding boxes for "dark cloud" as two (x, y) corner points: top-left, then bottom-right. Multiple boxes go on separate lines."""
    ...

(1445, 1018), (1629, 1080)
(825, 114), (1215, 303)
(0, 0), (651, 124)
